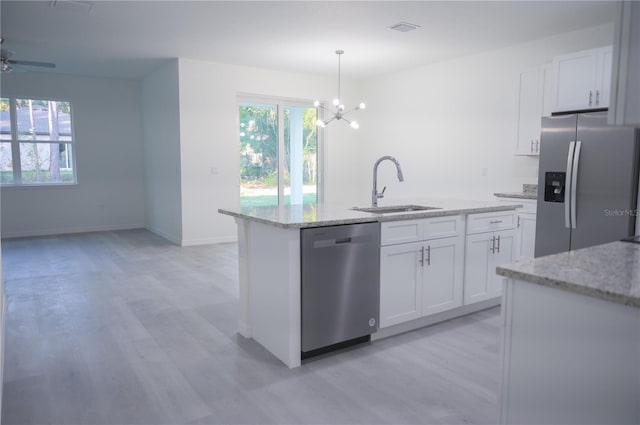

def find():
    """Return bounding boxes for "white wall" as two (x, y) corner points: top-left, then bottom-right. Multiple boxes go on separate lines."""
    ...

(141, 60), (183, 244)
(0, 23), (616, 244)
(360, 23), (615, 203)
(176, 58), (366, 245)
(0, 72), (145, 238)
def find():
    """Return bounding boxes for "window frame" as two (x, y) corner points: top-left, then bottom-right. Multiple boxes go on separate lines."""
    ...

(0, 96), (78, 187)
(237, 94), (324, 207)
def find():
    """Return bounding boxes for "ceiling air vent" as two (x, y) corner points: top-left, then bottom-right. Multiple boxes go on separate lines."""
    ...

(389, 22), (421, 33)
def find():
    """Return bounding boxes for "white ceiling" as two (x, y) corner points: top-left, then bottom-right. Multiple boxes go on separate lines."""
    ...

(0, 0), (618, 80)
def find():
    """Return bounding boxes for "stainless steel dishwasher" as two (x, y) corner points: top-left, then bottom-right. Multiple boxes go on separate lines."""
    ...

(301, 222), (380, 357)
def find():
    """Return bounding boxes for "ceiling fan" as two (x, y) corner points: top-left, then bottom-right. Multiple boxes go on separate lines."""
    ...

(1, 38), (56, 73)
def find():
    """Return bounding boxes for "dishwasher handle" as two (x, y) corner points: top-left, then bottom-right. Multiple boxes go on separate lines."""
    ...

(312, 234), (371, 248)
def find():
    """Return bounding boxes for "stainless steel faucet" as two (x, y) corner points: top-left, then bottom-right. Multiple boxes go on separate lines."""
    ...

(372, 155), (404, 207)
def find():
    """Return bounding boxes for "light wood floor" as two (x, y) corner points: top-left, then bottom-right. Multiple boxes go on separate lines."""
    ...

(1, 229), (502, 425)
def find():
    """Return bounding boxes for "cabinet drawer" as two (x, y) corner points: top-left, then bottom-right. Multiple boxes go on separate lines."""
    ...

(381, 219), (423, 246)
(467, 211), (516, 234)
(381, 215), (464, 246)
(423, 215), (463, 240)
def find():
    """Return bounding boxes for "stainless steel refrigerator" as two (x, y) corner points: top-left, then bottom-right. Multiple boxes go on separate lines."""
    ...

(535, 111), (640, 257)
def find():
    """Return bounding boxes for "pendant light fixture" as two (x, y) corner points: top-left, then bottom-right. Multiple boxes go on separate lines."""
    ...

(314, 50), (366, 129)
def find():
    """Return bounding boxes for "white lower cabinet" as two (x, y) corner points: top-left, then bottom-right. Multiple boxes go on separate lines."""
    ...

(380, 242), (423, 327)
(515, 212), (536, 260)
(421, 236), (464, 316)
(464, 211), (516, 304)
(379, 215), (464, 328)
(497, 198), (537, 261)
(380, 236), (463, 328)
(380, 212), (516, 328)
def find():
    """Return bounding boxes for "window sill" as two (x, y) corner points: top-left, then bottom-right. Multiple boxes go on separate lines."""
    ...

(1, 182), (79, 189)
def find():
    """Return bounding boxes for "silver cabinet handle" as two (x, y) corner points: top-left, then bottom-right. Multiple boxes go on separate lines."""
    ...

(565, 141), (576, 229)
(530, 140), (534, 152)
(589, 90), (593, 106)
(496, 235), (501, 253)
(571, 141), (581, 229)
(490, 236), (496, 253)
(426, 245), (431, 266)
(419, 246), (424, 266)
(490, 220), (503, 224)
(596, 90), (600, 105)
(535, 140), (539, 152)
(517, 216), (521, 228)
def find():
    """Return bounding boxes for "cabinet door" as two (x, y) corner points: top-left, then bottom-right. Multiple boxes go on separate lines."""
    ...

(490, 229), (516, 297)
(380, 242), (423, 328)
(515, 213), (537, 260)
(552, 49), (599, 112)
(595, 46), (613, 108)
(463, 233), (493, 304)
(515, 67), (541, 156)
(422, 237), (464, 316)
(541, 63), (554, 118)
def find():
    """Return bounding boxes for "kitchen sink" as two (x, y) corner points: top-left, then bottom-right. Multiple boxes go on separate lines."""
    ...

(351, 204), (441, 214)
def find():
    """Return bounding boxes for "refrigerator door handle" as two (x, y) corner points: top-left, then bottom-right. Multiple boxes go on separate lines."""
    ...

(565, 141), (576, 229)
(571, 141), (582, 229)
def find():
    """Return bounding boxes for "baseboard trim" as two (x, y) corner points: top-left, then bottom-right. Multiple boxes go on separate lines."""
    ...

(0, 223), (145, 240)
(372, 297), (501, 341)
(180, 235), (238, 246)
(144, 226), (182, 245)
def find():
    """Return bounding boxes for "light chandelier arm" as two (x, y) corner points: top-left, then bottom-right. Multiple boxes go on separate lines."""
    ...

(313, 49), (365, 130)
(340, 102), (367, 116)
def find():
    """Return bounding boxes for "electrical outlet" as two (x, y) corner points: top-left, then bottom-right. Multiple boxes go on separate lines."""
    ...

(482, 167), (488, 177)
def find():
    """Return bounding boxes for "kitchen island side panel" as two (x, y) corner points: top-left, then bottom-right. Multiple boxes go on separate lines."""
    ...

(247, 221), (302, 368)
(500, 279), (640, 424)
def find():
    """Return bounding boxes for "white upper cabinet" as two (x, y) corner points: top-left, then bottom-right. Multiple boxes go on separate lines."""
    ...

(515, 64), (553, 156)
(552, 46), (613, 113)
(609, 1), (640, 127)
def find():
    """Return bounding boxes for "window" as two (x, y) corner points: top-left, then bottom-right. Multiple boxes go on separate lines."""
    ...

(239, 97), (319, 207)
(0, 97), (76, 185)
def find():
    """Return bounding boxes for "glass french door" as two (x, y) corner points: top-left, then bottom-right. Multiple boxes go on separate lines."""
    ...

(239, 98), (319, 208)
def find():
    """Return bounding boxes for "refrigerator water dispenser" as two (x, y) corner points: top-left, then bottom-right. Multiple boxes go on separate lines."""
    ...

(544, 172), (566, 202)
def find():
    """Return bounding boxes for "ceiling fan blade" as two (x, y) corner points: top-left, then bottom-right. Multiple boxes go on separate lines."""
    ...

(7, 59), (56, 68)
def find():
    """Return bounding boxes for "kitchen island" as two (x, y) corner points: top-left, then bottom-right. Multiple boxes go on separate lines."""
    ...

(219, 199), (521, 368)
(496, 242), (640, 424)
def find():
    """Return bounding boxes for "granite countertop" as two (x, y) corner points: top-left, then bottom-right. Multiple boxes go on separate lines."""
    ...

(496, 241), (640, 308)
(494, 183), (537, 200)
(218, 198), (521, 229)
(494, 192), (538, 200)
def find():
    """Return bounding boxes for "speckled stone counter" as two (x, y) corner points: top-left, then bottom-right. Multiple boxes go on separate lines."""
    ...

(494, 183), (537, 200)
(219, 198), (520, 229)
(496, 241), (640, 308)
(493, 192), (537, 200)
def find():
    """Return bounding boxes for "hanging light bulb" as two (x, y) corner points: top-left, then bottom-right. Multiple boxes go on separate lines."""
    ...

(313, 50), (366, 130)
